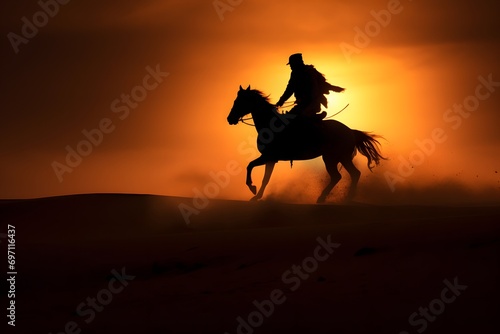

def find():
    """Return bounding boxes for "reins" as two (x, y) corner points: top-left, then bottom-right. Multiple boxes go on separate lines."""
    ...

(239, 116), (255, 126)
(238, 103), (350, 126)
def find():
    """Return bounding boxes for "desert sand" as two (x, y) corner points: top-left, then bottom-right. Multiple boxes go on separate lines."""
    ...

(1, 193), (499, 334)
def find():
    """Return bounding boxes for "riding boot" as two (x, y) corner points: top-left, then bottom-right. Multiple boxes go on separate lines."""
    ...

(317, 111), (327, 120)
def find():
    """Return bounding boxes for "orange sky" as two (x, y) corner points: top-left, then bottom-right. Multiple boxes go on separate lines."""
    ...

(1, 0), (500, 203)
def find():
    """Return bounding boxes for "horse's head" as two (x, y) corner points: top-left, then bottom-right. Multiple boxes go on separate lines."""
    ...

(227, 85), (255, 125)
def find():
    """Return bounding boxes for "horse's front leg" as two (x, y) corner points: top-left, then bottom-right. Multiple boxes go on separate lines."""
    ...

(251, 161), (276, 201)
(246, 156), (268, 195)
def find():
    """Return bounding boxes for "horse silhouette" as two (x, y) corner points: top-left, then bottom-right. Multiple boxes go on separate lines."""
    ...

(227, 85), (386, 203)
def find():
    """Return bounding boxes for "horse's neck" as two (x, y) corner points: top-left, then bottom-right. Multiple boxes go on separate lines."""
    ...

(251, 102), (275, 132)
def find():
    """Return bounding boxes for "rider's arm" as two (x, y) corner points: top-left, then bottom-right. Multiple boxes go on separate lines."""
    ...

(276, 75), (295, 106)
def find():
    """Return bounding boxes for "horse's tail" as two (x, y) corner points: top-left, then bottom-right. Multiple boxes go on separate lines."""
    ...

(353, 130), (387, 171)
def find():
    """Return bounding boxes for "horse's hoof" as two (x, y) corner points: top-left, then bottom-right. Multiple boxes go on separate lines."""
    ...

(316, 196), (326, 204)
(248, 185), (257, 195)
(250, 195), (261, 201)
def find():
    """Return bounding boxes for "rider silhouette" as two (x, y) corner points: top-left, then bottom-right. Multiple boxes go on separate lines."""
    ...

(276, 53), (345, 120)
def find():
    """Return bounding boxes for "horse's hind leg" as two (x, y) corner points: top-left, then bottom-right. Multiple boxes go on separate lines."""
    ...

(251, 161), (276, 201)
(317, 155), (341, 203)
(341, 158), (361, 201)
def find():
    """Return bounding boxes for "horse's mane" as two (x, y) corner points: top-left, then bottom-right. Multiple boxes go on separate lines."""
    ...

(248, 89), (272, 105)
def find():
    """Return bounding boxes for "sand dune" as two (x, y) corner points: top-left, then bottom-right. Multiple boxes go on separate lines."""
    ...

(2, 194), (499, 334)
